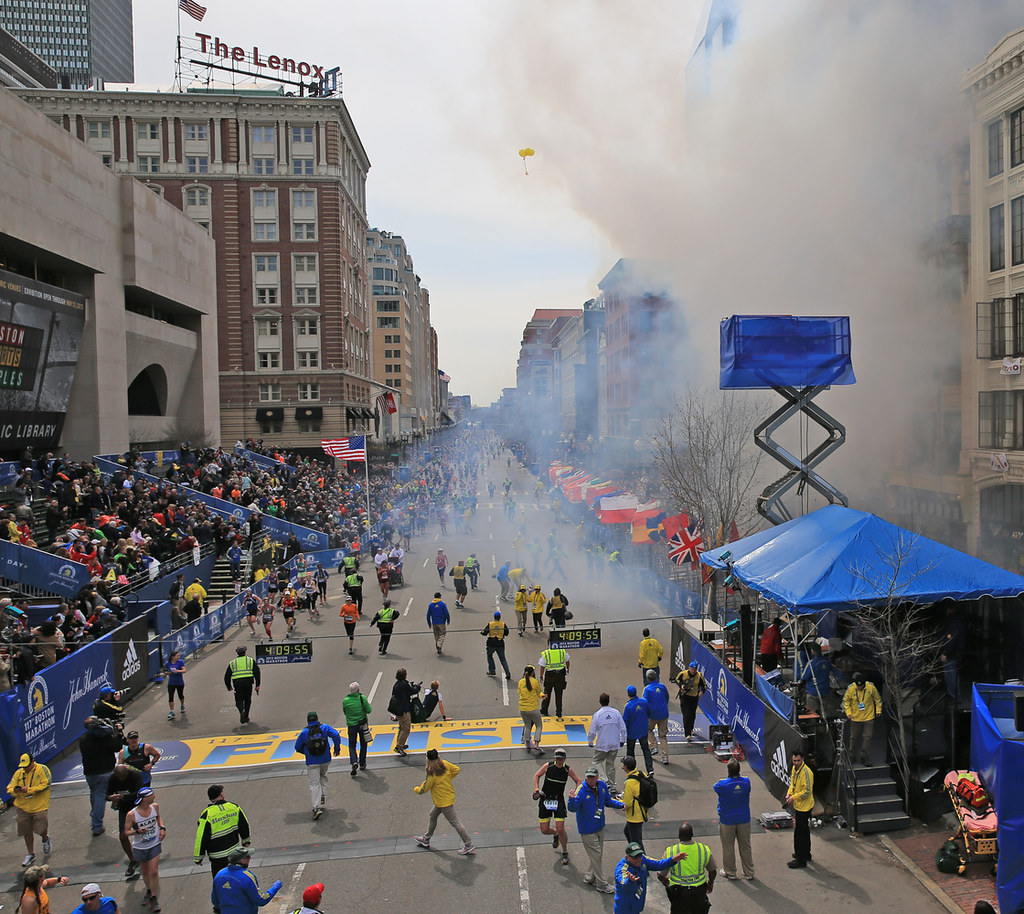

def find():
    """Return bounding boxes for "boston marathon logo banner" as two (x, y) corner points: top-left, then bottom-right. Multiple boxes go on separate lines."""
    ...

(0, 269), (86, 450)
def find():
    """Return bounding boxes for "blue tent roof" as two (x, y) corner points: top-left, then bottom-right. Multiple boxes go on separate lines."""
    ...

(700, 505), (1024, 613)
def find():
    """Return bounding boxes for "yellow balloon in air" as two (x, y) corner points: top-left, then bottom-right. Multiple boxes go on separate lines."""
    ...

(518, 147), (535, 174)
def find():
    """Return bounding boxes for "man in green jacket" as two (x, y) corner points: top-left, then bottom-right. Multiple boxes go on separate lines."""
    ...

(342, 682), (372, 776)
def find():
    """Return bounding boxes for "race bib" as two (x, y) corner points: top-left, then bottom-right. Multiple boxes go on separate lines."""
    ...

(543, 798), (559, 811)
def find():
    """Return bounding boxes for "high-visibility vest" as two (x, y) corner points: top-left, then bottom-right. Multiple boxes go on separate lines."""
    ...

(378, 606), (396, 624)
(487, 620), (505, 641)
(229, 656), (255, 682)
(346, 573), (361, 590)
(663, 841), (712, 887)
(542, 648), (567, 672)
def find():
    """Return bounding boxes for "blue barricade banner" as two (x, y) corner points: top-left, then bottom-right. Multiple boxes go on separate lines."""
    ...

(262, 515), (328, 551)
(690, 638), (767, 779)
(0, 690), (27, 801)
(755, 673), (795, 722)
(0, 461), (18, 488)
(0, 539), (92, 598)
(177, 484), (252, 522)
(234, 446), (297, 474)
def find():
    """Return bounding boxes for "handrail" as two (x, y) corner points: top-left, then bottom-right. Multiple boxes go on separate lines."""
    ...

(885, 726), (912, 815)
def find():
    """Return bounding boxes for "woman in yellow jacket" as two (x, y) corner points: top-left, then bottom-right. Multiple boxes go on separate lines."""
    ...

(518, 665), (544, 755)
(413, 749), (476, 855)
(528, 585), (547, 633)
(513, 586), (529, 634)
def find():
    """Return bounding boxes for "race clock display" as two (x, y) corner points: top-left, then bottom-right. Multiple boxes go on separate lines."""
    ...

(255, 640), (313, 663)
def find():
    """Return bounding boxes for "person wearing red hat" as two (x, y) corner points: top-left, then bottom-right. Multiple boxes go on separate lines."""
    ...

(292, 883), (325, 914)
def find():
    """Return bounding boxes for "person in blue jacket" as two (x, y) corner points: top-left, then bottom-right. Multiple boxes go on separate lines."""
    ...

(614, 841), (684, 914)
(294, 711), (341, 820)
(642, 671), (670, 765)
(495, 560), (511, 601)
(426, 592), (450, 655)
(622, 686), (654, 777)
(212, 845), (282, 914)
(568, 765), (625, 893)
(713, 758), (755, 880)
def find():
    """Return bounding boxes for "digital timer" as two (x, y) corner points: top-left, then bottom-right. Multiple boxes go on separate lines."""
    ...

(547, 627), (601, 650)
(255, 640), (314, 663)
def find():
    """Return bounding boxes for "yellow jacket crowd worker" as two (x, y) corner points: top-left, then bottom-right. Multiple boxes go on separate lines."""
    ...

(638, 629), (664, 678)
(7, 753), (52, 867)
(528, 585), (546, 632)
(784, 749), (814, 868)
(184, 577), (207, 607)
(514, 586), (529, 634)
(843, 672), (882, 766)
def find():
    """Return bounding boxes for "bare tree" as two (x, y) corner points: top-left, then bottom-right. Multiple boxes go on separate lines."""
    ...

(650, 387), (770, 544)
(846, 529), (946, 788)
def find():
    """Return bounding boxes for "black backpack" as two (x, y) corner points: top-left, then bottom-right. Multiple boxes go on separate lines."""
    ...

(629, 771), (658, 809)
(307, 724), (328, 756)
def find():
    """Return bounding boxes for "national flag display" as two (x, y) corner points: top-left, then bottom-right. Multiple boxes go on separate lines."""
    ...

(321, 436), (366, 461)
(179, 0), (207, 21)
(668, 524), (704, 565)
(375, 392), (397, 415)
(438, 369), (451, 383)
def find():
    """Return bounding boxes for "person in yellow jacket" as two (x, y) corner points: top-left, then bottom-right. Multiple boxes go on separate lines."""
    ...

(184, 578), (207, 610)
(528, 584), (547, 633)
(784, 749), (814, 868)
(413, 749), (475, 855)
(7, 753), (52, 867)
(514, 586), (529, 635)
(638, 629), (664, 680)
(843, 672), (882, 766)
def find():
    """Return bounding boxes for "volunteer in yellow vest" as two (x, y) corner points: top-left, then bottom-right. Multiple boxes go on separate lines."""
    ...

(371, 599), (398, 655)
(784, 748), (814, 868)
(528, 584), (547, 633)
(7, 752), (52, 867)
(343, 570), (364, 614)
(224, 645), (260, 725)
(843, 671), (882, 766)
(184, 577), (207, 610)
(481, 611), (512, 680)
(539, 643), (569, 719)
(657, 821), (717, 914)
(638, 629), (664, 680)
(194, 784), (251, 885)
(450, 560), (469, 608)
(514, 586), (529, 635)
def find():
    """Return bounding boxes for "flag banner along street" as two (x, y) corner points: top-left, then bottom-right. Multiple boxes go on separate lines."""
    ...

(321, 436), (366, 461)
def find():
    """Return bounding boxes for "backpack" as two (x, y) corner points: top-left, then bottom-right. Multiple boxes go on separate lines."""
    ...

(935, 838), (963, 875)
(307, 724), (328, 756)
(629, 771), (658, 809)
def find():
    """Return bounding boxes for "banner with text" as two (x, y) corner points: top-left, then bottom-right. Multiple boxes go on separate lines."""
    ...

(262, 515), (328, 551)
(0, 538), (92, 599)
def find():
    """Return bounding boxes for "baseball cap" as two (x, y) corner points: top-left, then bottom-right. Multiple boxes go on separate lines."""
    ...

(689, 660), (698, 669)
(494, 610), (501, 619)
(625, 842), (644, 857)
(303, 884), (325, 906)
(207, 785), (224, 802)
(518, 586), (526, 591)
(228, 845), (253, 863)
(533, 584), (541, 589)
(626, 685), (637, 696)
(434, 592), (441, 598)
(584, 766), (600, 777)
(307, 711), (318, 721)
(126, 730), (139, 739)
(136, 787), (154, 801)
(81, 883), (102, 898)
(17, 753), (31, 768)
(554, 747), (567, 758)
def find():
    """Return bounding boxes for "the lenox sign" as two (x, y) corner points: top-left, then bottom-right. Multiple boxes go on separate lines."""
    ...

(195, 33), (330, 80)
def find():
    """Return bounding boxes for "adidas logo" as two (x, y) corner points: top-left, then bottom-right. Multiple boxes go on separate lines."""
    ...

(769, 742), (790, 786)
(123, 639), (142, 679)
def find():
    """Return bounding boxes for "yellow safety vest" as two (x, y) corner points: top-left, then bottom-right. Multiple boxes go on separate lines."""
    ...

(229, 656), (255, 681)
(487, 620), (505, 641)
(542, 648), (567, 672)
(378, 606), (396, 624)
(663, 841), (712, 887)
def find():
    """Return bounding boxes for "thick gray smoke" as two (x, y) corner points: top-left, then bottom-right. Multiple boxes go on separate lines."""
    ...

(471, 0), (1023, 508)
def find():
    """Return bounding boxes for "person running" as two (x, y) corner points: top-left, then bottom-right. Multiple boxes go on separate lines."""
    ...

(260, 597), (275, 641)
(435, 549), (448, 586)
(294, 711), (341, 821)
(528, 584), (546, 632)
(302, 574), (319, 620)
(314, 563), (329, 601)
(675, 661), (708, 742)
(518, 665), (544, 755)
(370, 599), (397, 655)
(547, 588), (570, 628)
(638, 629), (664, 681)
(339, 595), (359, 655)
(376, 560), (391, 599)
(165, 651), (186, 720)
(242, 589), (260, 637)
(533, 747), (581, 865)
(450, 560), (468, 607)
(426, 592), (450, 655)
(119, 731), (162, 788)
(342, 683), (372, 775)
(481, 611), (512, 680)
(124, 787), (164, 911)
(413, 749), (475, 855)
(643, 671), (670, 766)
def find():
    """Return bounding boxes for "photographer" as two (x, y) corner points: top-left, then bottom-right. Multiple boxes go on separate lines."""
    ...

(93, 687), (125, 723)
(80, 716), (126, 836)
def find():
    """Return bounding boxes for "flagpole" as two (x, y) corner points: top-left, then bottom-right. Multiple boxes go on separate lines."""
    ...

(363, 444), (370, 532)
(175, 0), (181, 91)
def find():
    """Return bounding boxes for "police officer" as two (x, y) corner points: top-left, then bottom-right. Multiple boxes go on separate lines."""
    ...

(224, 645), (260, 724)
(481, 611), (511, 679)
(194, 784), (251, 893)
(343, 568), (364, 614)
(656, 822), (717, 914)
(539, 643), (569, 720)
(370, 599), (397, 655)
(465, 553), (480, 590)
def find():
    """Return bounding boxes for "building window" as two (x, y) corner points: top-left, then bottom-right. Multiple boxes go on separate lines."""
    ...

(297, 382), (320, 400)
(377, 316), (400, 329)
(293, 222), (317, 241)
(979, 390), (1024, 450)
(185, 187), (209, 206)
(295, 286), (318, 305)
(258, 383), (281, 402)
(292, 126), (314, 144)
(1014, 197), (1024, 266)
(392, 379), (402, 388)
(384, 364), (393, 374)
(186, 156), (209, 174)
(991, 204), (1006, 272)
(101, 154), (112, 167)
(137, 122), (159, 140)
(87, 120), (111, 139)
(253, 157), (276, 175)
(185, 123), (208, 141)
(296, 318), (318, 336)
(294, 254), (317, 274)
(259, 420), (283, 434)
(256, 317), (280, 337)
(372, 267), (399, 281)
(989, 120), (1004, 178)
(1013, 107), (1024, 169)
(258, 351), (280, 369)
(253, 222), (278, 241)
(253, 189), (277, 209)
(292, 157), (314, 175)
(297, 420), (321, 433)
(255, 255), (279, 273)
(256, 287), (279, 305)
(297, 351), (320, 369)
(292, 190), (315, 209)
(376, 300), (400, 312)
(138, 156), (160, 173)
(985, 296), (1024, 359)
(253, 125), (276, 144)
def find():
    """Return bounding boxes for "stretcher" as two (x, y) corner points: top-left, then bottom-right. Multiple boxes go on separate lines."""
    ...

(943, 770), (998, 870)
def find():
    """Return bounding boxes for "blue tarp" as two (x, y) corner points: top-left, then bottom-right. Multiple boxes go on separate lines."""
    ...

(699, 505), (1024, 613)
(720, 315), (855, 390)
(971, 684), (1024, 914)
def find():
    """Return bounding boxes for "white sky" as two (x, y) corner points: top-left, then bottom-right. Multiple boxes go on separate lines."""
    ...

(130, 1), (705, 405)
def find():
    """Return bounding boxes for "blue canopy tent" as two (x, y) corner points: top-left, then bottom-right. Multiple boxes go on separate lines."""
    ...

(972, 684), (1024, 914)
(699, 504), (1024, 613)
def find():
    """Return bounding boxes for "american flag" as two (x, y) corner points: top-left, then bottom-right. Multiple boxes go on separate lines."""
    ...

(179, 0), (207, 21)
(668, 524), (704, 565)
(438, 369), (451, 383)
(375, 392), (397, 415)
(321, 436), (366, 461)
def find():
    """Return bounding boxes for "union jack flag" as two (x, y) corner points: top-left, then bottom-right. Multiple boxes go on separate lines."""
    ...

(668, 524), (704, 565)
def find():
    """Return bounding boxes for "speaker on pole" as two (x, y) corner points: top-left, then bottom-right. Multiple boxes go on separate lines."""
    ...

(740, 603), (754, 688)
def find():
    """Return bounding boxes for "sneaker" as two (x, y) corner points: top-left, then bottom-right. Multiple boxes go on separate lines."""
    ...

(349, 648), (354, 655)
(125, 861), (139, 880)
(534, 748), (545, 756)
(583, 877), (595, 885)
(745, 875), (756, 881)
(787, 859), (807, 869)
(721, 872), (735, 880)
(436, 645), (442, 654)
(686, 735), (693, 742)
(180, 707), (186, 715)
(91, 829), (105, 837)
(598, 884), (614, 894)
(394, 746), (407, 757)
(144, 890), (153, 901)
(556, 716), (564, 722)
(168, 710), (175, 720)
(415, 835), (431, 847)
(552, 834), (560, 848)
(150, 898), (161, 912)
(312, 807), (323, 820)
(351, 764), (358, 777)
(661, 756), (669, 765)
(486, 671), (496, 677)
(458, 844), (476, 855)
(42, 836), (51, 855)
(505, 674), (511, 681)
(21, 854), (35, 867)
(561, 852), (570, 865)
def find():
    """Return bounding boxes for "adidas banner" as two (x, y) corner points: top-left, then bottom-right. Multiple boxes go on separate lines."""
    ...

(763, 711), (805, 804)
(113, 616), (150, 697)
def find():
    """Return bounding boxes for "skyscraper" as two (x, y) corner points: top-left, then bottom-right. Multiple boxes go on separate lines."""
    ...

(1, 0), (133, 88)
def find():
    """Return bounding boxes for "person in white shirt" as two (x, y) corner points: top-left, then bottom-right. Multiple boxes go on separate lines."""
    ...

(588, 692), (627, 794)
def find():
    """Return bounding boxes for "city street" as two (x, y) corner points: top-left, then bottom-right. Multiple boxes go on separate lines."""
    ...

(2, 455), (949, 914)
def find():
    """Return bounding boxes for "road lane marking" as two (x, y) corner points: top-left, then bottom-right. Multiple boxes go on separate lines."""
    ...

(367, 670), (383, 704)
(491, 554), (496, 568)
(517, 845), (531, 914)
(422, 556), (429, 568)
(277, 861), (307, 914)
(404, 596), (413, 616)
